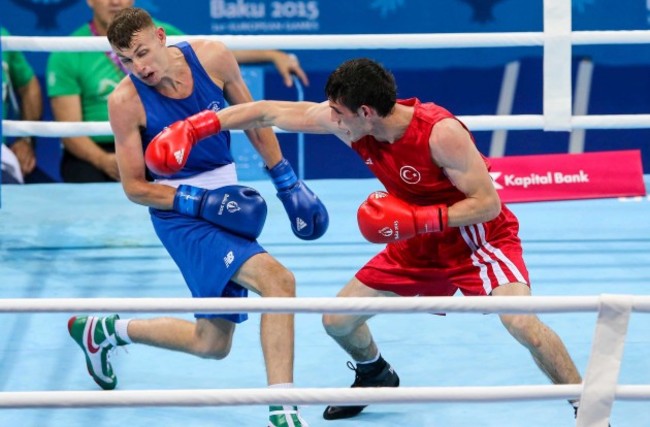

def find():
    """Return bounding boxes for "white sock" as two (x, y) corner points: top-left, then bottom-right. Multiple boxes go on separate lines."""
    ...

(269, 383), (294, 388)
(268, 383), (297, 412)
(357, 352), (381, 365)
(114, 319), (133, 344)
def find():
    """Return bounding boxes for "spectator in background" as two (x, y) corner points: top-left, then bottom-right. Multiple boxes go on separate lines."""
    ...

(2, 27), (42, 184)
(46, 0), (309, 183)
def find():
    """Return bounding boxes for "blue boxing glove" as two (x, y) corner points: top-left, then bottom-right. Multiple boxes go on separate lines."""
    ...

(173, 184), (267, 240)
(268, 158), (329, 240)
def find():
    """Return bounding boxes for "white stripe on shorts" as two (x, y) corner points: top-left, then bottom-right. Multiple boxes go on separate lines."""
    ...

(474, 223), (527, 285)
(461, 226), (492, 293)
(460, 223), (527, 293)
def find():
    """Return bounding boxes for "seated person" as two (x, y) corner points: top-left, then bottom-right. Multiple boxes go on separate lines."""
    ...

(2, 26), (42, 184)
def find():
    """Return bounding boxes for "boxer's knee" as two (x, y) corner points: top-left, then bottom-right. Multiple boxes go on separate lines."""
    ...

(500, 313), (543, 349)
(194, 318), (235, 359)
(194, 339), (232, 360)
(259, 264), (296, 298)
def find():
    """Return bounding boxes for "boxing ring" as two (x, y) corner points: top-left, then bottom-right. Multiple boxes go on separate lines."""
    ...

(2, 1), (650, 425)
(2, 180), (650, 427)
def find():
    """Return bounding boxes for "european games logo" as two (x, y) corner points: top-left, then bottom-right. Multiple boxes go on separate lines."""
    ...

(207, 101), (222, 112)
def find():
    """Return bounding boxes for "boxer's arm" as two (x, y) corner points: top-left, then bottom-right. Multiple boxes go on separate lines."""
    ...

(108, 81), (176, 209)
(210, 47), (331, 240)
(430, 118), (501, 226)
(217, 100), (340, 136)
(194, 40), (283, 170)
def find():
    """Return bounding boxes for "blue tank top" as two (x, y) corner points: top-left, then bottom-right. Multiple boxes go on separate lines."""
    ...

(130, 42), (233, 180)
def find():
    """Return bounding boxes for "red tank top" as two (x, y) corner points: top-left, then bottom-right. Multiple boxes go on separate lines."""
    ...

(351, 98), (489, 206)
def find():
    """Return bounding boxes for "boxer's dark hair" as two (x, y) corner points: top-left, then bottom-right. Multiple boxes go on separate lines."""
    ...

(107, 7), (155, 50)
(325, 58), (397, 117)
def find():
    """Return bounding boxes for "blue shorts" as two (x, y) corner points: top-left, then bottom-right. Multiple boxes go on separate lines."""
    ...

(149, 208), (265, 323)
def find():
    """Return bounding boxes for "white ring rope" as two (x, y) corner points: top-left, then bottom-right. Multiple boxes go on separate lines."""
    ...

(3, 30), (650, 136)
(1, 295), (650, 314)
(2, 295), (648, 412)
(6, 114), (650, 138)
(3, 33), (545, 51)
(4, 31), (650, 52)
(1, 385), (649, 409)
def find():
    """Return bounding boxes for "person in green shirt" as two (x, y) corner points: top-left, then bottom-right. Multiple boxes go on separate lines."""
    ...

(46, 0), (309, 183)
(2, 27), (42, 184)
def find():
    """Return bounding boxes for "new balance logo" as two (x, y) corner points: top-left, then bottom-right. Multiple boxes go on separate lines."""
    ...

(173, 149), (185, 165)
(296, 217), (307, 231)
(224, 251), (235, 268)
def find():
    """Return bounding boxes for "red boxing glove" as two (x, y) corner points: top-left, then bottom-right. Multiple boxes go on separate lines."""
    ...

(144, 110), (221, 176)
(357, 191), (448, 243)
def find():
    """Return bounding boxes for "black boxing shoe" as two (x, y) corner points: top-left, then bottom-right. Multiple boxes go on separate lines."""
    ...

(323, 357), (400, 420)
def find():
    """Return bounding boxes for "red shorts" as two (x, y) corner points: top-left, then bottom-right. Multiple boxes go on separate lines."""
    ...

(355, 204), (530, 297)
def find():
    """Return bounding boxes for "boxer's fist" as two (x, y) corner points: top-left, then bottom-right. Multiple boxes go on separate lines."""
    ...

(145, 110), (221, 176)
(357, 191), (447, 243)
(268, 158), (329, 240)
